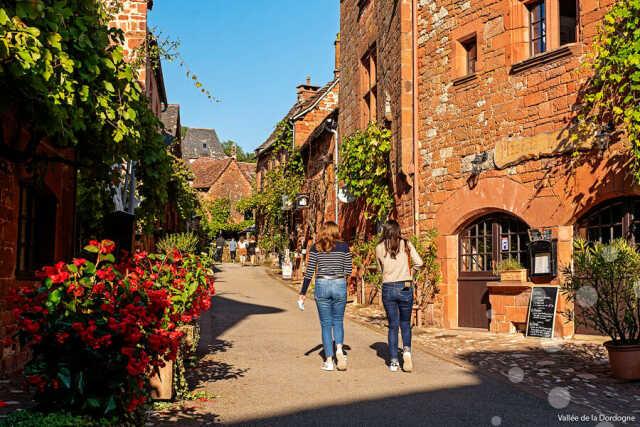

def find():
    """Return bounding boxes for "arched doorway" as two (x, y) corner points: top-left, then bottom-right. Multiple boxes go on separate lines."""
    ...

(458, 213), (530, 329)
(574, 197), (640, 334)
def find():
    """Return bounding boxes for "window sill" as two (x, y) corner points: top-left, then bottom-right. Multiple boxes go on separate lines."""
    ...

(509, 44), (578, 75)
(452, 73), (477, 86)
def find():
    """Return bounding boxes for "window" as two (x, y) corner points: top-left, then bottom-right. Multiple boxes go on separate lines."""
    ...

(462, 37), (477, 75)
(361, 46), (377, 125)
(559, 0), (577, 45)
(16, 185), (57, 278)
(203, 143), (207, 148)
(460, 214), (530, 273)
(528, 0), (546, 55)
(578, 198), (640, 244)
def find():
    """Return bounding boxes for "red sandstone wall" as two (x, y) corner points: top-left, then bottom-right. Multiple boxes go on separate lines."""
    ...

(0, 118), (76, 374)
(202, 161), (253, 224)
(414, 0), (629, 334)
(339, 0), (415, 234)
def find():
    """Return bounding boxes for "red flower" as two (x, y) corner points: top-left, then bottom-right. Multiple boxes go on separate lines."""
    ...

(73, 258), (87, 267)
(0, 400), (6, 407)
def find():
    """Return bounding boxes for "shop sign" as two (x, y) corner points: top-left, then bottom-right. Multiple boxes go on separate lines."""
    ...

(494, 131), (593, 169)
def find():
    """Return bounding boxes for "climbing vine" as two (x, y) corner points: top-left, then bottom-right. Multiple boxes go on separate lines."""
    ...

(237, 121), (304, 252)
(0, 1), (200, 237)
(575, 0), (640, 180)
(198, 198), (253, 238)
(338, 121), (394, 221)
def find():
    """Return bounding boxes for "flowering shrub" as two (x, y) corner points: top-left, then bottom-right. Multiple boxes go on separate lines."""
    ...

(8, 240), (215, 422)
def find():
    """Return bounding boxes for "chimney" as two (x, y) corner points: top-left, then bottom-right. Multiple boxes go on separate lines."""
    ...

(334, 33), (341, 78)
(297, 76), (320, 103)
(230, 142), (237, 159)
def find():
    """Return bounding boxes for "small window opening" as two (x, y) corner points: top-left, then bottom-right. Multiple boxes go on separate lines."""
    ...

(462, 37), (477, 75)
(528, 0), (546, 55)
(559, 0), (577, 45)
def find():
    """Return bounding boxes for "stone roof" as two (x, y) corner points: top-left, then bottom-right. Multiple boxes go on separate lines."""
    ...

(256, 77), (339, 156)
(160, 104), (180, 137)
(183, 128), (226, 160)
(238, 162), (256, 182)
(190, 158), (233, 189)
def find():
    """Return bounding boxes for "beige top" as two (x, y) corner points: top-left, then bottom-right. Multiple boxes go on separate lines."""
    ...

(375, 240), (424, 283)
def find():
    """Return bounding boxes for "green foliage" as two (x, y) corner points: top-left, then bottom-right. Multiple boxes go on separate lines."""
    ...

(410, 232), (441, 309)
(0, 410), (113, 427)
(562, 239), (640, 344)
(576, 0), (640, 180)
(0, 1), (198, 238)
(239, 121), (303, 252)
(157, 232), (199, 254)
(198, 198), (252, 238)
(493, 257), (525, 275)
(338, 121), (394, 221)
(221, 140), (256, 163)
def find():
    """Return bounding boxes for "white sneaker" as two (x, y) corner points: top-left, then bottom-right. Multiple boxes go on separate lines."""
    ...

(390, 360), (399, 372)
(403, 351), (413, 372)
(321, 360), (335, 371)
(336, 351), (347, 371)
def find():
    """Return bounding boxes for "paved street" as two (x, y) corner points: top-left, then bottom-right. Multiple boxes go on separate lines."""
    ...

(154, 264), (591, 426)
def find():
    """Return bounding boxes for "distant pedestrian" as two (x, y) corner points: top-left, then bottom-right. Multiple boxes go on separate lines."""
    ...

(376, 220), (424, 372)
(229, 237), (237, 263)
(299, 222), (352, 371)
(248, 235), (257, 266)
(238, 236), (248, 266)
(215, 234), (226, 263)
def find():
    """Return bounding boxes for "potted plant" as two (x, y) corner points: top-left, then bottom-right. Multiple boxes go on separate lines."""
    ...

(494, 258), (527, 282)
(562, 239), (640, 380)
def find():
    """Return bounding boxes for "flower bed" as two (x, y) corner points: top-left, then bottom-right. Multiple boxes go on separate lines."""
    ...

(7, 240), (215, 424)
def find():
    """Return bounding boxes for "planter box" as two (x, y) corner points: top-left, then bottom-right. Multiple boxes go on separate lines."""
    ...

(604, 341), (640, 380)
(500, 269), (528, 282)
(150, 360), (173, 400)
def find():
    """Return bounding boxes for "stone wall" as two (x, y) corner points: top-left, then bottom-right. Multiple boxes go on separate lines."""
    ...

(414, 0), (634, 334)
(201, 160), (253, 224)
(339, 0), (416, 234)
(0, 115), (76, 374)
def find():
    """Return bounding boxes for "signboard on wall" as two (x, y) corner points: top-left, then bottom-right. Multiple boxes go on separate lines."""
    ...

(526, 286), (559, 339)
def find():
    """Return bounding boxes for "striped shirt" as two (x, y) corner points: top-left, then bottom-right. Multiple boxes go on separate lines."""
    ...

(300, 241), (353, 295)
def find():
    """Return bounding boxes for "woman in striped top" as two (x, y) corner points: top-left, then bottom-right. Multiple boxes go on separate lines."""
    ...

(299, 222), (352, 371)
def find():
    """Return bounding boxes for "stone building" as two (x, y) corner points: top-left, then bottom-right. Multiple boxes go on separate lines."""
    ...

(190, 158), (255, 224)
(338, 0), (628, 337)
(182, 128), (226, 163)
(0, 0), (169, 373)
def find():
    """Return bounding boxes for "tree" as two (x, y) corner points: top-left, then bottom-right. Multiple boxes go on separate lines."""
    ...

(221, 140), (256, 163)
(576, 0), (640, 180)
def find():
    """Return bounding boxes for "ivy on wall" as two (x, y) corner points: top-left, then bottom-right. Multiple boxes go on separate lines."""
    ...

(198, 198), (252, 238)
(338, 121), (394, 221)
(0, 1), (199, 237)
(576, 0), (640, 180)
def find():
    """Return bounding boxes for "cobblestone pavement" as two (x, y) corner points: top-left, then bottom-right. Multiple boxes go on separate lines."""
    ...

(276, 272), (640, 420)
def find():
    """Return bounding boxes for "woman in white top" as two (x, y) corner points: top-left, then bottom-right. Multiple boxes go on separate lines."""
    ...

(237, 237), (248, 265)
(375, 220), (424, 372)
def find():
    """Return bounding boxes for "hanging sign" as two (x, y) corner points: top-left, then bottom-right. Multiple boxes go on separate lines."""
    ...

(526, 286), (559, 339)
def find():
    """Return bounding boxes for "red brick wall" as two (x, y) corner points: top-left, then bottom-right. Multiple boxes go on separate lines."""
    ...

(339, 0), (415, 234)
(201, 160), (253, 223)
(414, 0), (630, 333)
(0, 116), (76, 374)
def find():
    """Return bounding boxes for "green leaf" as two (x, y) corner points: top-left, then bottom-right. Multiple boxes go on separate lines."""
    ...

(87, 398), (100, 408)
(57, 366), (71, 389)
(104, 396), (116, 414)
(0, 9), (9, 25)
(104, 81), (115, 92)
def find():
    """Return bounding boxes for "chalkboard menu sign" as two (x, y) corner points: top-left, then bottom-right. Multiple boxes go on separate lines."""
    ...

(526, 286), (559, 338)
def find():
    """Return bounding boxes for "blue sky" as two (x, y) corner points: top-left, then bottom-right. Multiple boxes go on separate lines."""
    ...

(149, 1), (340, 153)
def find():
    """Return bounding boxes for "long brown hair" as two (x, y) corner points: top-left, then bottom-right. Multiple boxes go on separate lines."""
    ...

(382, 220), (404, 259)
(317, 222), (341, 252)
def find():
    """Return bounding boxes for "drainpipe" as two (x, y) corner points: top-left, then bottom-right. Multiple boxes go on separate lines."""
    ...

(325, 119), (339, 224)
(412, 0), (420, 237)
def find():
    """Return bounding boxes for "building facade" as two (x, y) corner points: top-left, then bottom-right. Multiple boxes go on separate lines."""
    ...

(338, 0), (628, 337)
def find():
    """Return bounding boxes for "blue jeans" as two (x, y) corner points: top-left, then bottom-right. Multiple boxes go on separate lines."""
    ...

(314, 278), (347, 358)
(382, 281), (413, 361)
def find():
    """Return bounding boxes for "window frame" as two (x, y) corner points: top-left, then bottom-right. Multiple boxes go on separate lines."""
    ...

(577, 197), (640, 245)
(16, 183), (58, 279)
(528, 0), (547, 56)
(361, 45), (378, 126)
(461, 36), (478, 75)
(459, 214), (531, 276)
